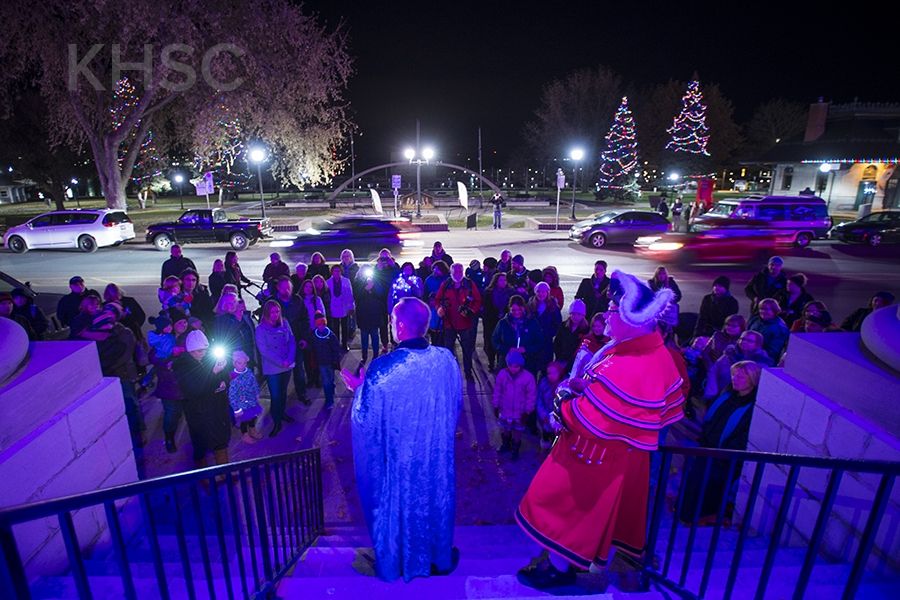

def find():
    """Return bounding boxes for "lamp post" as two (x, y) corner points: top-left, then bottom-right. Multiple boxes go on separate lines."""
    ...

(70, 178), (80, 208)
(249, 147), (268, 219)
(174, 174), (185, 210)
(570, 148), (584, 220)
(404, 124), (435, 218)
(819, 163), (837, 207)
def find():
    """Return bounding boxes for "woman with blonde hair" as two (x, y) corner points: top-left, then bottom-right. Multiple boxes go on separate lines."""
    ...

(681, 360), (762, 524)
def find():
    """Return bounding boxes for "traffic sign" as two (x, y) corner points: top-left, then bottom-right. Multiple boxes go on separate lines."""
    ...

(391, 174), (402, 189)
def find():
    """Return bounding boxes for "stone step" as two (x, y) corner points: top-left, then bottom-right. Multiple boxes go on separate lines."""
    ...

(30, 574), (247, 600)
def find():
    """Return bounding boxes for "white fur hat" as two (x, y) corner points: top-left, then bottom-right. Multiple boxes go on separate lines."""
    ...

(185, 330), (210, 352)
(609, 270), (675, 327)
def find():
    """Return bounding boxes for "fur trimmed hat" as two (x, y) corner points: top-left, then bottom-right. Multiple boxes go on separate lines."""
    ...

(608, 270), (675, 328)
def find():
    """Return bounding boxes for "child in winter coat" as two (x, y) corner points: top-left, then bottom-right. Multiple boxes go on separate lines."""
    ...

(159, 276), (190, 314)
(493, 350), (537, 460)
(229, 350), (262, 443)
(147, 314), (176, 360)
(536, 361), (565, 451)
(310, 312), (342, 409)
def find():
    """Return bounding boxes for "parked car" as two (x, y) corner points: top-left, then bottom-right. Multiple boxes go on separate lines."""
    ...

(569, 210), (670, 248)
(146, 208), (273, 251)
(691, 195), (831, 247)
(829, 210), (900, 246)
(0, 270), (67, 337)
(3, 209), (134, 253)
(276, 217), (422, 261)
(634, 227), (779, 266)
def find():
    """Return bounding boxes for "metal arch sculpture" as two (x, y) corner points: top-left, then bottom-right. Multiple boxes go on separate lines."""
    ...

(327, 161), (503, 205)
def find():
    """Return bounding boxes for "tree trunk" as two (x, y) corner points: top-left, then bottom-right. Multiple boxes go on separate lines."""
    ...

(96, 146), (129, 210)
(51, 186), (67, 211)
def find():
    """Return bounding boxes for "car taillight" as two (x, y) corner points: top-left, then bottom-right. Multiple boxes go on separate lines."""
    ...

(103, 222), (115, 227)
(257, 223), (262, 230)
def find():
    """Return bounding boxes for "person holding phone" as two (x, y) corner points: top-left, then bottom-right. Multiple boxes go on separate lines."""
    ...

(173, 330), (232, 469)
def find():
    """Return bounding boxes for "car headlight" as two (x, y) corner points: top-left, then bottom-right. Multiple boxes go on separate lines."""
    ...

(648, 242), (684, 251)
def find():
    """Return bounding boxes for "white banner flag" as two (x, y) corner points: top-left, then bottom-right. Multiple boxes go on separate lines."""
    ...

(370, 188), (383, 215)
(457, 181), (469, 211)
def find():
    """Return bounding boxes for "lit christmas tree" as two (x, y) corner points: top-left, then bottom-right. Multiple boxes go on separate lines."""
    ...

(598, 96), (639, 188)
(666, 80), (710, 156)
(111, 78), (164, 185)
(194, 104), (253, 197)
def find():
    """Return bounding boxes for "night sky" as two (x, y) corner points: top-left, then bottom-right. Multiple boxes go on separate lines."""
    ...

(310, 1), (897, 166)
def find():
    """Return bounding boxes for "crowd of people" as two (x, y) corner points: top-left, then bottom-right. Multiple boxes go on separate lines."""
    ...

(1, 242), (895, 478)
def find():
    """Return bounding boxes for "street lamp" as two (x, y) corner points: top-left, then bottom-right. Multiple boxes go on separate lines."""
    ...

(404, 131), (435, 218)
(249, 147), (268, 219)
(70, 178), (80, 208)
(569, 148), (584, 219)
(173, 174), (185, 210)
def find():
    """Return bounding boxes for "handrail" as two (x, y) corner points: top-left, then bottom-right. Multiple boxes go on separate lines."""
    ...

(643, 445), (899, 600)
(0, 449), (317, 525)
(0, 448), (324, 600)
(658, 444), (900, 473)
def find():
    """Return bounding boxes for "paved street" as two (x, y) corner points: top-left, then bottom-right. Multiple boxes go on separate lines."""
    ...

(4, 227), (898, 325)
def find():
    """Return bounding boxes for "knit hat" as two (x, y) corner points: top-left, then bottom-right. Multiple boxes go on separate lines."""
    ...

(534, 282), (551, 295)
(314, 311), (327, 327)
(512, 254), (525, 265)
(713, 275), (731, 290)
(91, 312), (116, 330)
(149, 313), (172, 333)
(185, 330), (210, 352)
(506, 350), (525, 367)
(608, 270), (675, 328)
(232, 349), (250, 363)
(569, 299), (587, 316)
(168, 307), (188, 324)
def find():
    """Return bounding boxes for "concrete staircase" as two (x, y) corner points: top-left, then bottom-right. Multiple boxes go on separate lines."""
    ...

(277, 522), (900, 600)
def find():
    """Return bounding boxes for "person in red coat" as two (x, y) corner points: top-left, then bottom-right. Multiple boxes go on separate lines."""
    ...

(435, 263), (483, 380)
(516, 270), (684, 590)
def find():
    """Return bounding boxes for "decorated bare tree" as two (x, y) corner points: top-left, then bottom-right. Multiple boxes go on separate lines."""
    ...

(0, 0), (353, 209)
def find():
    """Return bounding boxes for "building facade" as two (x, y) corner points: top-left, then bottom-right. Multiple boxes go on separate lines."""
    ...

(757, 101), (900, 212)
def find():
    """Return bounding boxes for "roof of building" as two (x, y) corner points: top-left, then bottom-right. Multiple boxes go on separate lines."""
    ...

(751, 102), (900, 165)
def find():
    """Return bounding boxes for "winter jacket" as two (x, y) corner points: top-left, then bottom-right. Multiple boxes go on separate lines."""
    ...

(744, 268), (788, 314)
(747, 315), (790, 362)
(301, 295), (326, 331)
(694, 293), (740, 338)
(275, 294), (311, 344)
(648, 277), (683, 303)
(553, 319), (590, 369)
(12, 301), (49, 339)
(492, 315), (543, 372)
(57, 292), (87, 328)
(528, 298), (562, 369)
(161, 256), (196, 287)
(389, 274), (424, 311)
(574, 275), (611, 318)
(775, 290), (814, 328)
(185, 286), (214, 324)
(435, 278), (483, 331)
(537, 376), (561, 426)
(325, 276), (355, 318)
(493, 367), (537, 421)
(355, 281), (388, 330)
(262, 261), (290, 283)
(255, 320), (296, 375)
(701, 330), (740, 371)
(487, 286), (515, 321)
(149, 345), (183, 400)
(311, 327), (342, 369)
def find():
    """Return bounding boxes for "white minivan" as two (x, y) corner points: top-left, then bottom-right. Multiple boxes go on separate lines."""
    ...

(3, 209), (135, 253)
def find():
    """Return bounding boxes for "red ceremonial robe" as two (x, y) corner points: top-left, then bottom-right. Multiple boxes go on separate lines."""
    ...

(516, 331), (684, 568)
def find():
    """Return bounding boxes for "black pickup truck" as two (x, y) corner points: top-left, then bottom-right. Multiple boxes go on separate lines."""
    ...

(146, 209), (274, 251)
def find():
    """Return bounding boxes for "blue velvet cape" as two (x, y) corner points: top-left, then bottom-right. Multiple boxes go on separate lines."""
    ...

(351, 338), (462, 582)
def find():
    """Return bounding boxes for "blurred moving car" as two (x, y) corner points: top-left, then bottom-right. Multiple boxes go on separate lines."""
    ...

(691, 195), (831, 247)
(0, 270), (66, 337)
(569, 210), (670, 248)
(3, 209), (134, 253)
(275, 217), (423, 260)
(829, 210), (900, 246)
(635, 227), (779, 265)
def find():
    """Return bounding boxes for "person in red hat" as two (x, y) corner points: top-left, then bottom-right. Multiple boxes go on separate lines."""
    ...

(515, 269), (685, 589)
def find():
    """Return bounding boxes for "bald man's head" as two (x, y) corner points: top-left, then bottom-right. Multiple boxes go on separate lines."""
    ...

(392, 297), (430, 341)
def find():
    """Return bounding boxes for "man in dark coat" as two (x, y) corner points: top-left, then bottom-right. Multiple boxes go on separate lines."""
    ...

(694, 276), (740, 337)
(263, 252), (291, 286)
(11, 288), (49, 339)
(744, 256), (787, 315)
(841, 291), (895, 332)
(56, 276), (92, 328)
(273, 276), (311, 404)
(160, 245), (197, 287)
(574, 260), (611, 319)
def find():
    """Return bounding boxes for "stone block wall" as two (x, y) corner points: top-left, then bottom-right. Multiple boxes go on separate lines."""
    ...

(735, 333), (900, 574)
(0, 341), (139, 576)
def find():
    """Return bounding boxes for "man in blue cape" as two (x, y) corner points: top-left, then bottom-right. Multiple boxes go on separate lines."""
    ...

(342, 297), (462, 582)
